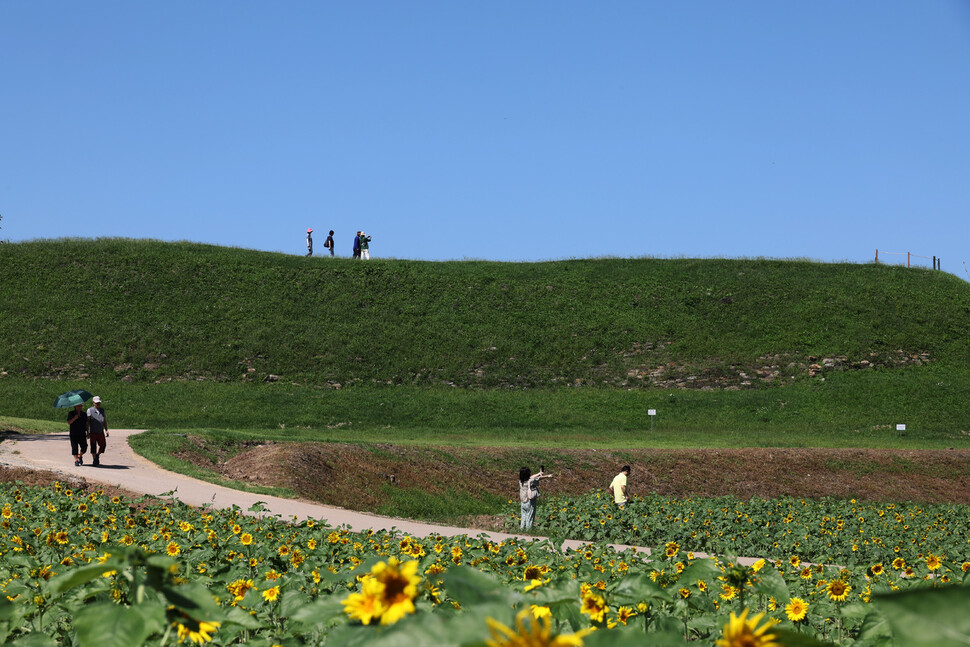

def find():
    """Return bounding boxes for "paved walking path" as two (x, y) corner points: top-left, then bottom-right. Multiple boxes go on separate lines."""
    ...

(0, 429), (656, 556)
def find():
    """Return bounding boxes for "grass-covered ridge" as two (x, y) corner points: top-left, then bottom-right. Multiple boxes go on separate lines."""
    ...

(1, 238), (969, 440)
(4, 238), (969, 385)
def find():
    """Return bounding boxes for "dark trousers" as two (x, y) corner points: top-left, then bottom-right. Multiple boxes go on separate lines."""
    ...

(70, 432), (88, 456)
(89, 432), (106, 455)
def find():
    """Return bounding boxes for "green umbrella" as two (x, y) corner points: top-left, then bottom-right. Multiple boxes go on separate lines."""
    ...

(53, 389), (94, 409)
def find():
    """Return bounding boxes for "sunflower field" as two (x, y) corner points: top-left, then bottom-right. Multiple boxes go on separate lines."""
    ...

(519, 491), (970, 568)
(2, 481), (970, 646)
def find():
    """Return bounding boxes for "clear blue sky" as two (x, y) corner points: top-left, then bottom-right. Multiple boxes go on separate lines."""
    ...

(3, 2), (969, 276)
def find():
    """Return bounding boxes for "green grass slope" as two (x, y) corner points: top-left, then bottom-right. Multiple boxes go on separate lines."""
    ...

(1, 238), (969, 445)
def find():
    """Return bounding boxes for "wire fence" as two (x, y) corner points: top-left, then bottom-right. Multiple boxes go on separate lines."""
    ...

(874, 250), (942, 271)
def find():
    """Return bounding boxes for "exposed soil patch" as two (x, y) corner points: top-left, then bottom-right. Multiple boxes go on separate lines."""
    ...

(0, 464), (146, 504)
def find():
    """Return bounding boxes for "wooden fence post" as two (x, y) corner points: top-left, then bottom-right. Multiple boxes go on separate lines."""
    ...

(875, 249), (879, 264)
(908, 252), (911, 268)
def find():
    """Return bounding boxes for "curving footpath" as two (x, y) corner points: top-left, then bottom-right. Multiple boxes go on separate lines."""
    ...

(0, 429), (655, 557)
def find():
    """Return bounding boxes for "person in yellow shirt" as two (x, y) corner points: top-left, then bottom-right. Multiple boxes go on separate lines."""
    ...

(609, 465), (631, 508)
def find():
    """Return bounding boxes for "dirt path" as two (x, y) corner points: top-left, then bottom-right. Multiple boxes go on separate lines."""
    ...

(0, 430), (657, 557)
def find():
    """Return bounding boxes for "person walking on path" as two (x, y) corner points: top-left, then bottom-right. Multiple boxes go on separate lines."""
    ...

(324, 230), (335, 257)
(359, 231), (372, 260)
(67, 403), (87, 466)
(609, 465), (631, 509)
(86, 396), (109, 466)
(519, 466), (553, 531)
(306, 228), (314, 256)
(353, 231), (361, 259)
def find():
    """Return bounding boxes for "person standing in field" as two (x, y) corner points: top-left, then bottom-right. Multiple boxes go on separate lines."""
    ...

(353, 231), (361, 259)
(306, 228), (314, 256)
(325, 230), (335, 257)
(360, 231), (371, 259)
(86, 396), (109, 466)
(67, 403), (87, 466)
(519, 466), (553, 531)
(609, 465), (631, 509)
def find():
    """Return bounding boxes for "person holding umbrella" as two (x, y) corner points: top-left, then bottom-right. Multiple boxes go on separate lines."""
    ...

(67, 404), (88, 466)
(54, 389), (92, 466)
(86, 396), (108, 466)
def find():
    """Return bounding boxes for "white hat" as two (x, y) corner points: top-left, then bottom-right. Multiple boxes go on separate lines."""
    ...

(92, 396), (102, 403)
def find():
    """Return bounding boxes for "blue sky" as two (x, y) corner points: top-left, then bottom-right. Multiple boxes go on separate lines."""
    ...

(2, 2), (969, 276)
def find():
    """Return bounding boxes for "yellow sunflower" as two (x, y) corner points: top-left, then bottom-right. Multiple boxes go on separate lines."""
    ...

(580, 591), (608, 623)
(785, 597), (809, 622)
(616, 605), (637, 624)
(826, 580), (851, 602)
(715, 609), (780, 647)
(369, 557), (422, 625)
(261, 586), (281, 603)
(486, 609), (590, 647)
(925, 554), (942, 571)
(343, 576), (387, 625)
(174, 618), (220, 644)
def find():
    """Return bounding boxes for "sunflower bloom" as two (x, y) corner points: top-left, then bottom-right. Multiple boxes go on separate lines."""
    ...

(785, 597), (809, 622)
(826, 580), (851, 603)
(175, 619), (221, 644)
(347, 557), (421, 626)
(715, 609), (780, 647)
(925, 554), (942, 571)
(487, 609), (590, 647)
(166, 542), (181, 557)
(226, 579), (254, 602)
(531, 604), (552, 619)
(261, 586), (280, 602)
(616, 606), (637, 625)
(580, 591), (609, 623)
(343, 576), (387, 625)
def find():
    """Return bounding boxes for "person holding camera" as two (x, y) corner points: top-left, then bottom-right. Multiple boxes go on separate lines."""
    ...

(519, 466), (553, 531)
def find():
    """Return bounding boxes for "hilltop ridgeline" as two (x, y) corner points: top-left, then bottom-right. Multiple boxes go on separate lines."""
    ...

(2, 239), (968, 389)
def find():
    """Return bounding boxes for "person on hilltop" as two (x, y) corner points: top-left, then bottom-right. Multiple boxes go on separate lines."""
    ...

(609, 465), (631, 509)
(67, 403), (87, 466)
(519, 466), (553, 531)
(306, 228), (314, 256)
(353, 231), (361, 259)
(324, 230), (335, 257)
(360, 231), (372, 260)
(86, 396), (109, 466)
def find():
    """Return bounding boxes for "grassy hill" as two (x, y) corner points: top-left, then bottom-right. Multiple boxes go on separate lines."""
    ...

(1, 239), (969, 446)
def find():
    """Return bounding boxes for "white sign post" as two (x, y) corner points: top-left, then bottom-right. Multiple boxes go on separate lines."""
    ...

(896, 424), (906, 432)
(648, 409), (657, 432)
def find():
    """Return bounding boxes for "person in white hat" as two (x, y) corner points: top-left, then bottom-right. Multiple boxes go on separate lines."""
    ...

(86, 396), (109, 466)
(306, 228), (314, 256)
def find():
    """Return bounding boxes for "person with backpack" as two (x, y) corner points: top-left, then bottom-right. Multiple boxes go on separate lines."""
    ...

(306, 228), (313, 256)
(360, 231), (372, 259)
(324, 230), (335, 257)
(519, 466), (553, 531)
